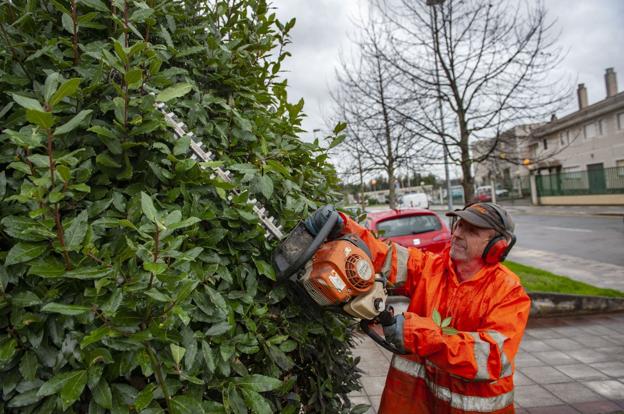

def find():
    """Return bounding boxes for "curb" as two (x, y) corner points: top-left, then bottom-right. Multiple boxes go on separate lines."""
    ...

(529, 292), (624, 317)
(387, 293), (624, 318)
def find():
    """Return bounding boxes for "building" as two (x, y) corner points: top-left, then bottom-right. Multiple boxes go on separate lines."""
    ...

(528, 67), (624, 177)
(473, 68), (624, 203)
(472, 124), (540, 197)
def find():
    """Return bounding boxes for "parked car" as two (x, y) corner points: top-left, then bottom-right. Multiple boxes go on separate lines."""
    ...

(474, 185), (509, 202)
(398, 192), (429, 209)
(365, 208), (451, 254)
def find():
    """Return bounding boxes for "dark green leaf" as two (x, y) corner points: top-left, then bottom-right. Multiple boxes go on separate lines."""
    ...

(7, 389), (44, 408)
(125, 68), (142, 86)
(0, 338), (17, 363)
(62, 267), (112, 280)
(171, 395), (205, 414)
(205, 321), (231, 336)
(54, 110), (92, 135)
(60, 369), (88, 407)
(80, 326), (117, 349)
(101, 289), (123, 317)
(134, 383), (156, 411)
(201, 340), (216, 373)
(5, 242), (47, 266)
(156, 83), (192, 102)
(12, 94), (43, 111)
(61, 13), (74, 34)
(329, 134), (346, 149)
(170, 344), (185, 365)
(240, 389), (272, 414)
(41, 302), (91, 316)
(96, 152), (122, 168)
(333, 122), (347, 134)
(28, 257), (66, 277)
(49, 78), (82, 107)
(253, 175), (273, 199)
(80, 0), (108, 12)
(37, 370), (86, 397)
(253, 258), (276, 281)
(91, 379), (112, 409)
(19, 351), (39, 381)
(25, 109), (54, 129)
(236, 374), (282, 392)
(144, 288), (171, 302)
(140, 191), (159, 225)
(65, 210), (89, 251)
(11, 291), (42, 307)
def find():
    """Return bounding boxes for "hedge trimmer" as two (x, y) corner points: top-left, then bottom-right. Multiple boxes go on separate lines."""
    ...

(155, 98), (404, 354)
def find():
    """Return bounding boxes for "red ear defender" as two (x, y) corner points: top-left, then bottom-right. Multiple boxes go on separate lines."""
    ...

(482, 235), (509, 264)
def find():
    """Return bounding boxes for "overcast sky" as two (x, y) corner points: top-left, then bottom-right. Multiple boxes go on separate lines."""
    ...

(271, 0), (624, 144)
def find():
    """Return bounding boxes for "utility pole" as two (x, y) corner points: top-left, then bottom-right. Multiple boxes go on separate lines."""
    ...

(427, 0), (453, 211)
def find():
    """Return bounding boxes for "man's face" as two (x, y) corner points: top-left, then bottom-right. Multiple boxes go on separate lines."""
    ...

(450, 219), (496, 263)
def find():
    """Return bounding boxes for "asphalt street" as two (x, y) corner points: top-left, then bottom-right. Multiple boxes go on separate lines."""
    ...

(512, 213), (624, 267)
(368, 204), (624, 290)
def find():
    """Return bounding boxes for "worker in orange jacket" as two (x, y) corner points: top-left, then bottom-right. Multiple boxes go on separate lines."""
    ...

(305, 202), (531, 414)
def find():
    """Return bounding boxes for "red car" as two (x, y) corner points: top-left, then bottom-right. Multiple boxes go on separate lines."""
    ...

(365, 208), (451, 254)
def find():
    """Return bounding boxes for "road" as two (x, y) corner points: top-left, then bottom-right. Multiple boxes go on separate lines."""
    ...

(512, 213), (624, 267)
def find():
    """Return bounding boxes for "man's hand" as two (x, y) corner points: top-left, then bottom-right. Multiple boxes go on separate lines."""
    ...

(304, 205), (344, 239)
(379, 310), (406, 353)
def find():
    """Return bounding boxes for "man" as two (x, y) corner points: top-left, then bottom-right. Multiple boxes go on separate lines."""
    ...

(305, 203), (530, 414)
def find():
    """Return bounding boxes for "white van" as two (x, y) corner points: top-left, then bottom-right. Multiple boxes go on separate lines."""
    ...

(398, 193), (429, 209)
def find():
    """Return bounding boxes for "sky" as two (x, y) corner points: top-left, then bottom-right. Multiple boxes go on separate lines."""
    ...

(271, 0), (624, 147)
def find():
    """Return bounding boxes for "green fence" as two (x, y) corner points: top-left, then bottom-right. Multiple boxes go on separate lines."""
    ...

(536, 166), (624, 196)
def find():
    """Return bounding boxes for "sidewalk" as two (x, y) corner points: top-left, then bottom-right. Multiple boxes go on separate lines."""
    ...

(351, 312), (624, 413)
(508, 248), (624, 292)
(429, 203), (624, 217)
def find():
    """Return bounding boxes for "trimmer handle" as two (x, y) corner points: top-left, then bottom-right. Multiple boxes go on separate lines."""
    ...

(273, 210), (339, 280)
(359, 319), (408, 355)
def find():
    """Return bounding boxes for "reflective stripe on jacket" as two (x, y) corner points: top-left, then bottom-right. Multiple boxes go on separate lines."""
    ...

(342, 215), (531, 414)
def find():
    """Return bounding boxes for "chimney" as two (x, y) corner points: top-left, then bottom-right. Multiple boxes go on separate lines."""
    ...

(605, 67), (618, 98)
(577, 83), (588, 110)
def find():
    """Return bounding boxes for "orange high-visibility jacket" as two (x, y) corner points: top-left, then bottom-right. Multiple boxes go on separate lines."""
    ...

(342, 215), (531, 414)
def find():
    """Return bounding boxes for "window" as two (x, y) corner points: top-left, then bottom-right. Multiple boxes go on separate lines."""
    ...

(618, 112), (624, 130)
(543, 139), (548, 150)
(559, 130), (572, 145)
(376, 215), (442, 237)
(584, 122), (598, 139)
(528, 143), (538, 158)
(562, 166), (582, 181)
(598, 119), (605, 136)
(617, 159), (624, 177)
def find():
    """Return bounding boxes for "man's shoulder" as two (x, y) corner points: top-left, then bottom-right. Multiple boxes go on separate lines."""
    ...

(490, 263), (526, 293)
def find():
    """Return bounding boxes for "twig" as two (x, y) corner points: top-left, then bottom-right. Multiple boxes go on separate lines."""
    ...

(145, 344), (173, 412)
(71, 0), (79, 64)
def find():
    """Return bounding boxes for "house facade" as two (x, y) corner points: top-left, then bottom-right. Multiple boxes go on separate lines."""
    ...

(473, 68), (624, 204)
(529, 68), (624, 177)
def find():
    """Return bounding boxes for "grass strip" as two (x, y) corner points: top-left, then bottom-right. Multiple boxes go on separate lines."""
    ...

(505, 260), (624, 298)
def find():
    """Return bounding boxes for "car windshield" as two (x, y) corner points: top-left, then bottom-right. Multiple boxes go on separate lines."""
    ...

(376, 214), (442, 237)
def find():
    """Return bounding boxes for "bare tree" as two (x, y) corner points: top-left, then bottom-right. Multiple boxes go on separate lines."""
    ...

(374, 0), (571, 202)
(330, 15), (431, 208)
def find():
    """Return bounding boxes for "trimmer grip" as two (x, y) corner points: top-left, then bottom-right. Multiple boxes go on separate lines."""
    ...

(359, 319), (408, 355)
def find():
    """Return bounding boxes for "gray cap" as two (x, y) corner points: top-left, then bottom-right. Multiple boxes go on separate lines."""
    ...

(446, 203), (514, 236)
